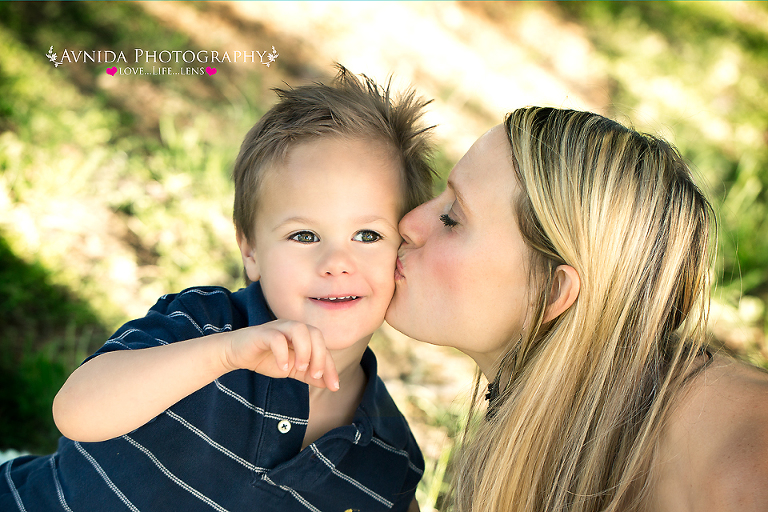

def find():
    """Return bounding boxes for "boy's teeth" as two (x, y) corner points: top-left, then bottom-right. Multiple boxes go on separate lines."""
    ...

(319, 296), (357, 301)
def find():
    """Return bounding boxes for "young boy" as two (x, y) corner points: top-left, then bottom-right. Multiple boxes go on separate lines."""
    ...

(1, 67), (434, 512)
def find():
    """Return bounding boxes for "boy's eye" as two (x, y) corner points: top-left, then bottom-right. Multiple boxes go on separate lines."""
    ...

(289, 231), (319, 244)
(353, 230), (382, 243)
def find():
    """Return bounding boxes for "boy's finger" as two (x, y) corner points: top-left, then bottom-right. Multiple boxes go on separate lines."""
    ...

(288, 323), (312, 373)
(268, 331), (291, 373)
(300, 371), (328, 389)
(306, 326), (327, 381)
(323, 352), (340, 391)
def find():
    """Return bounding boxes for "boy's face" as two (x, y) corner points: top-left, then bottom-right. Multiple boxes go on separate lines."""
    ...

(239, 136), (403, 352)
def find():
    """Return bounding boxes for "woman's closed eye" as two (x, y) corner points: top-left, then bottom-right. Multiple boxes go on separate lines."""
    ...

(289, 231), (319, 244)
(440, 213), (459, 228)
(353, 230), (383, 243)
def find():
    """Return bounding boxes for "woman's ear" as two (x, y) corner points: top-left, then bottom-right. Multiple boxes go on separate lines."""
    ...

(237, 233), (261, 283)
(543, 265), (580, 323)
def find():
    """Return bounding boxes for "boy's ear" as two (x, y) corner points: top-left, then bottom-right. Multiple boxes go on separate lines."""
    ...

(542, 265), (580, 323)
(237, 233), (261, 283)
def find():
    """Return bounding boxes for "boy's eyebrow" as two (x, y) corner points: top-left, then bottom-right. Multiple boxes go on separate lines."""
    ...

(272, 215), (398, 232)
(356, 215), (398, 229)
(272, 216), (312, 232)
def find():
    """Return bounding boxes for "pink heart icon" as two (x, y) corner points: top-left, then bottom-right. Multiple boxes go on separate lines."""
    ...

(205, 67), (217, 76)
(106, 67), (117, 76)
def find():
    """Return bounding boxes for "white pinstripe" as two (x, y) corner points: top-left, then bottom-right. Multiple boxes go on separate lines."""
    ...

(168, 311), (205, 335)
(213, 379), (309, 425)
(102, 328), (143, 349)
(164, 410), (267, 474)
(261, 475), (322, 512)
(3, 459), (26, 512)
(165, 311), (233, 336)
(371, 437), (423, 475)
(107, 328), (142, 342)
(180, 289), (229, 298)
(202, 323), (232, 333)
(309, 444), (393, 508)
(74, 442), (139, 512)
(122, 435), (229, 512)
(48, 456), (73, 512)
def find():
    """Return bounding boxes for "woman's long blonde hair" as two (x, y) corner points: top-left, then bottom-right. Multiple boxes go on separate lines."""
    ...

(453, 107), (714, 512)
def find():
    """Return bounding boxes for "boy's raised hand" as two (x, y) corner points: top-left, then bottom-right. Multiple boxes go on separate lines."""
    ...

(222, 320), (340, 391)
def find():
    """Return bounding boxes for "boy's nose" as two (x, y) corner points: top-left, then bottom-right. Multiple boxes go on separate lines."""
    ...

(319, 247), (355, 276)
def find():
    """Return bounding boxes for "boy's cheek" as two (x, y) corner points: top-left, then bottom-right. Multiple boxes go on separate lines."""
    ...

(381, 239), (402, 266)
(368, 249), (399, 282)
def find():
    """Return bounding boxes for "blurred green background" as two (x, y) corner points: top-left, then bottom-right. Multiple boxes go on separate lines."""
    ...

(1, 2), (767, 509)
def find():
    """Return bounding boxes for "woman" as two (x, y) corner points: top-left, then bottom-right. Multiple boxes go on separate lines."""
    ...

(386, 107), (768, 512)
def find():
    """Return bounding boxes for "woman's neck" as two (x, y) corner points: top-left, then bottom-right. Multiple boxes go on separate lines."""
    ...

(462, 346), (505, 382)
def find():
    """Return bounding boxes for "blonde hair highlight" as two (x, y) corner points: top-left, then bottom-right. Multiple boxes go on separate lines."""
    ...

(453, 107), (714, 512)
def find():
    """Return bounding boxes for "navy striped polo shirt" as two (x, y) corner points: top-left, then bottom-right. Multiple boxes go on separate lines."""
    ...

(1, 282), (424, 511)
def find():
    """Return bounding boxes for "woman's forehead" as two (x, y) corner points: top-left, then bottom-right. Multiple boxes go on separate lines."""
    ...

(450, 126), (515, 204)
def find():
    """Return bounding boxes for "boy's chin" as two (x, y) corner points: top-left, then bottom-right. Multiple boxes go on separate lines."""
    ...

(323, 332), (375, 353)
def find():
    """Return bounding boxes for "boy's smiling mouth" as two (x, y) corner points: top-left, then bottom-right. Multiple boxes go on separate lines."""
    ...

(311, 295), (359, 302)
(309, 295), (363, 310)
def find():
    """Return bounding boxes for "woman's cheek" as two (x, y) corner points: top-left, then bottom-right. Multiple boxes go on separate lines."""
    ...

(421, 249), (466, 318)
(428, 244), (464, 293)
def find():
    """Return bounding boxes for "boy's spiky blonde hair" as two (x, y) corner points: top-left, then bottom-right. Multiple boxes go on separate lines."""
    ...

(233, 65), (435, 245)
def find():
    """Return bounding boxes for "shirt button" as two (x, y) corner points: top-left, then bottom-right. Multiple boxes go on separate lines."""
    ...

(277, 420), (291, 434)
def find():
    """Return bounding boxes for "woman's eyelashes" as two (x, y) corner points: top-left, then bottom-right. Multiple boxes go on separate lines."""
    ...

(440, 213), (459, 228)
(289, 230), (383, 244)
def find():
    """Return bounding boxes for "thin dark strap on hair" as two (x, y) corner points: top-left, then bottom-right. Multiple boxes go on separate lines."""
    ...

(485, 380), (501, 420)
(485, 380), (499, 402)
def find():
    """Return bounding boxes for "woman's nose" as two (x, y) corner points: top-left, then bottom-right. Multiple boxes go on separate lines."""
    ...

(398, 199), (433, 248)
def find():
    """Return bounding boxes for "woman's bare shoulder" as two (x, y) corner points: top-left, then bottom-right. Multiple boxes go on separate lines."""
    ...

(651, 355), (768, 512)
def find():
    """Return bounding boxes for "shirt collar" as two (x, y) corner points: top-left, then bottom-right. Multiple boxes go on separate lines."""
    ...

(355, 346), (413, 450)
(238, 281), (275, 325)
